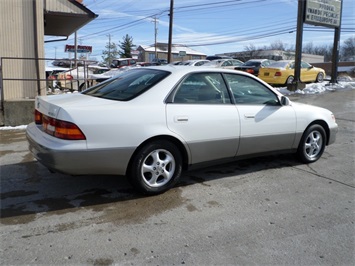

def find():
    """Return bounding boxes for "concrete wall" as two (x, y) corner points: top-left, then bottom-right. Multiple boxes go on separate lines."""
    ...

(3, 100), (34, 126)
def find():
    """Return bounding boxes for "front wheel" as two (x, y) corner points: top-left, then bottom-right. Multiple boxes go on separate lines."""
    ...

(297, 124), (326, 163)
(286, 75), (294, 85)
(316, 72), (324, 83)
(128, 140), (182, 195)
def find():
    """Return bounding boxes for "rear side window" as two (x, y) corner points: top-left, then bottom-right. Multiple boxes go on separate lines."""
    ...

(82, 69), (170, 101)
(173, 72), (232, 104)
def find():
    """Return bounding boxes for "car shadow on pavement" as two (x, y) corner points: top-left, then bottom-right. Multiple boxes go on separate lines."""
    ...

(0, 153), (301, 224)
(177, 153), (300, 188)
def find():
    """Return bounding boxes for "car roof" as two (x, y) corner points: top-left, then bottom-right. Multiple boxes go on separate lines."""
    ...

(140, 64), (257, 76)
(112, 58), (134, 61)
(247, 59), (270, 62)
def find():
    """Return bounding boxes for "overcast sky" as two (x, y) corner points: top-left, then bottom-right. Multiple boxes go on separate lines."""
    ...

(45, 0), (355, 62)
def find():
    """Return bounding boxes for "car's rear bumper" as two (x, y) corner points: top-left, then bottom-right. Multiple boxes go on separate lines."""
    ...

(259, 77), (286, 85)
(26, 123), (134, 176)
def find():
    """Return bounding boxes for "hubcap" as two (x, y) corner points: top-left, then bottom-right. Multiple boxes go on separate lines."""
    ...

(304, 131), (323, 159)
(141, 149), (175, 188)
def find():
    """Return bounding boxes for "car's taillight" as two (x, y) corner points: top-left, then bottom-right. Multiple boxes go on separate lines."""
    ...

(35, 109), (42, 124)
(247, 69), (254, 74)
(275, 72), (282, 76)
(65, 74), (73, 80)
(41, 114), (86, 140)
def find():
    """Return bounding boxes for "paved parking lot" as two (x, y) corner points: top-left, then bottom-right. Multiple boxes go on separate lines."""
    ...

(1, 89), (354, 265)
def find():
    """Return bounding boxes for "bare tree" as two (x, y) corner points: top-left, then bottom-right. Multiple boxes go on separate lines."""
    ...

(269, 40), (288, 51)
(341, 37), (355, 60)
(303, 42), (314, 54)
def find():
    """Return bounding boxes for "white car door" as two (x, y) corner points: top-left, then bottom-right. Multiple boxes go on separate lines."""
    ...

(166, 72), (240, 164)
(223, 73), (297, 156)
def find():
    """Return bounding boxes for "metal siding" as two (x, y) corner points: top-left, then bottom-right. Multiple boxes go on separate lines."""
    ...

(45, 0), (88, 14)
(0, 0), (45, 100)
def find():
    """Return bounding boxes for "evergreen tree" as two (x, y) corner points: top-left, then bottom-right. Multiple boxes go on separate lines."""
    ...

(119, 34), (135, 58)
(102, 41), (119, 66)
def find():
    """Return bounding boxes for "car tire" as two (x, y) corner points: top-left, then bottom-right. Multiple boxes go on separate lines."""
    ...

(286, 75), (294, 84)
(316, 73), (324, 83)
(297, 124), (326, 163)
(128, 140), (182, 195)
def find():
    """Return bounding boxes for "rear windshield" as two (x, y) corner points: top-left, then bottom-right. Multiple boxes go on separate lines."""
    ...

(244, 61), (261, 67)
(268, 61), (289, 68)
(82, 68), (170, 101)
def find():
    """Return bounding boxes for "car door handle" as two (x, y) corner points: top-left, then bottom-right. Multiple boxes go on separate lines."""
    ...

(175, 116), (189, 122)
(244, 114), (255, 118)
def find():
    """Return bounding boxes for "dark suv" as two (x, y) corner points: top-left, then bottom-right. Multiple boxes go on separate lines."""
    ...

(110, 58), (137, 68)
(206, 55), (232, 61)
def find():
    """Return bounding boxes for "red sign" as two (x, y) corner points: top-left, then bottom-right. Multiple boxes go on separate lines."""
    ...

(65, 45), (92, 53)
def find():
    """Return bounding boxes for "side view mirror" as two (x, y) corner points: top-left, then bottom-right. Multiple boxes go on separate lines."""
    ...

(280, 96), (290, 106)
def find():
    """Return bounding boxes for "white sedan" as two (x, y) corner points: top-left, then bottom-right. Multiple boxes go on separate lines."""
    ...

(27, 66), (338, 195)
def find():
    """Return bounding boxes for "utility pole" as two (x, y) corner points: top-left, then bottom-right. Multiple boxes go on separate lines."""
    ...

(289, 0), (305, 91)
(107, 34), (111, 66)
(167, 0), (174, 63)
(153, 16), (158, 59)
(330, 0), (343, 84)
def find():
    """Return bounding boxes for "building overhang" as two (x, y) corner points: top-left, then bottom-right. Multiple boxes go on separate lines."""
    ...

(44, 0), (98, 37)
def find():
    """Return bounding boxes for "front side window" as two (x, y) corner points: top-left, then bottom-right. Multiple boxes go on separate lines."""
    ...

(224, 74), (279, 105)
(83, 69), (170, 101)
(173, 73), (231, 104)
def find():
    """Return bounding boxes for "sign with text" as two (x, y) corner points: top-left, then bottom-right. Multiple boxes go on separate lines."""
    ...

(178, 51), (187, 57)
(65, 45), (93, 53)
(305, 0), (342, 28)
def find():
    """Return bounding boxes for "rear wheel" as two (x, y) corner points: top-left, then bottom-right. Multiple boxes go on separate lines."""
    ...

(128, 140), (182, 195)
(316, 72), (324, 83)
(286, 75), (294, 85)
(297, 124), (326, 163)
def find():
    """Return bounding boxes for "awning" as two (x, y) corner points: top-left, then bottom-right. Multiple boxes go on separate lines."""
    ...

(44, 0), (98, 37)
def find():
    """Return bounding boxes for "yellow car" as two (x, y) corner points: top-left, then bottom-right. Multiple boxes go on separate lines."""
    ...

(258, 60), (325, 85)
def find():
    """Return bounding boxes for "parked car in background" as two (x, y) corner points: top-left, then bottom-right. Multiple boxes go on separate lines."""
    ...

(88, 68), (131, 85)
(169, 61), (184, 65)
(27, 65), (337, 195)
(258, 60), (326, 85)
(45, 66), (70, 90)
(206, 55), (233, 60)
(110, 58), (137, 68)
(152, 58), (168, 65)
(204, 59), (244, 69)
(137, 62), (155, 67)
(57, 65), (109, 91)
(235, 59), (275, 76)
(180, 60), (210, 66)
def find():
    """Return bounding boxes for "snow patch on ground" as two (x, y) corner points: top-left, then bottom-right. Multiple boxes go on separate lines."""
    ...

(277, 77), (355, 95)
(0, 125), (28, 130)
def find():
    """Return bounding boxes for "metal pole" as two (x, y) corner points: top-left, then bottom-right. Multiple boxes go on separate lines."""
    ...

(167, 0), (174, 63)
(154, 16), (158, 59)
(330, 0), (343, 84)
(290, 0), (306, 91)
(74, 31), (78, 68)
